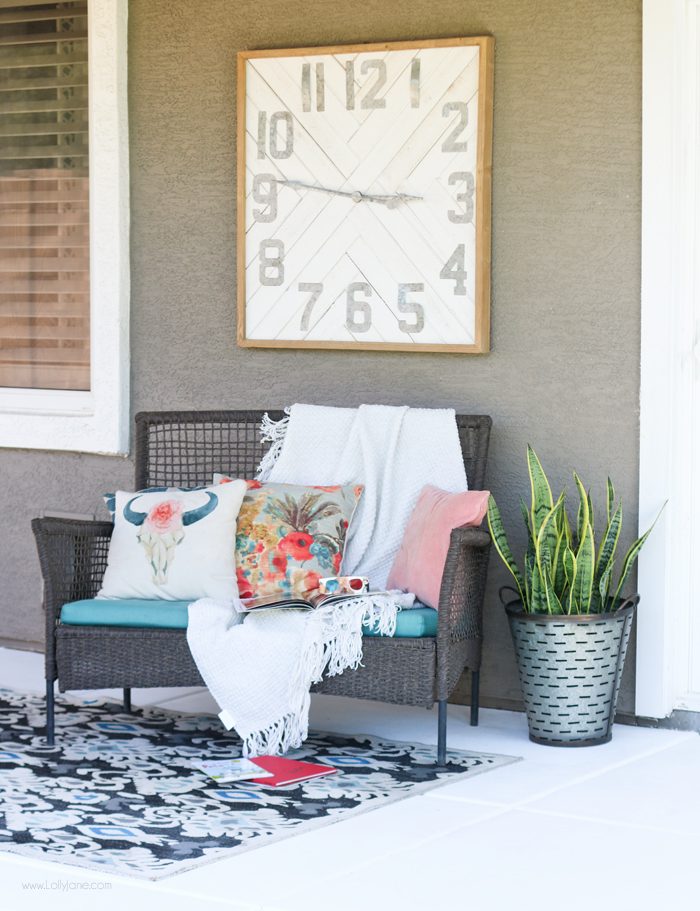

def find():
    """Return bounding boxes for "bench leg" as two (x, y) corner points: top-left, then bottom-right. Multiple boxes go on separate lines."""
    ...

(437, 699), (447, 766)
(46, 679), (55, 746)
(123, 688), (132, 713)
(470, 670), (480, 727)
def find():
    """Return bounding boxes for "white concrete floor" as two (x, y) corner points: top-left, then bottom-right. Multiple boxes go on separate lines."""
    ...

(1, 645), (699, 911)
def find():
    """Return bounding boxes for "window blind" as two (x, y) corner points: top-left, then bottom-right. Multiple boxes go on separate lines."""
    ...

(0, 0), (89, 391)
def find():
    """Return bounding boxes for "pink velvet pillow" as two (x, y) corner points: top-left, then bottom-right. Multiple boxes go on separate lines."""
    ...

(387, 486), (490, 609)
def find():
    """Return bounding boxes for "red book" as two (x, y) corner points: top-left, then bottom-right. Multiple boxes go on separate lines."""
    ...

(249, 755), (337, 787)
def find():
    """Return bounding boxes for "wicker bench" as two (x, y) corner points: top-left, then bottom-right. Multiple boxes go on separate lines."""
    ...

(32, 410), (492, 763)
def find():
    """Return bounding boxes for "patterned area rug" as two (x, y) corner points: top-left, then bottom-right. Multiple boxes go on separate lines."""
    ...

(0, 689), (518, 879)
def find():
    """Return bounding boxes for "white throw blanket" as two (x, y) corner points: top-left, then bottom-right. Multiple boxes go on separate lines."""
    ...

(187, 593), (408, 756)
(187, 404), (468, 755)
(260, 404), (468, 588)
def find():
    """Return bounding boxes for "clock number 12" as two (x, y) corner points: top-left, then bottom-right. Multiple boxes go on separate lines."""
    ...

(345, 59), (387, 110)
(344, 56), (421, 110)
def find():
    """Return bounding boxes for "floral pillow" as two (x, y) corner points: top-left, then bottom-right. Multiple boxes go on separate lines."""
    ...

(214, 476), (363, 599)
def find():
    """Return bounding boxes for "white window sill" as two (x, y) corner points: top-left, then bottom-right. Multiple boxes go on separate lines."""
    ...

(0, 389), (93, 417)
(0, 389), (129, 455)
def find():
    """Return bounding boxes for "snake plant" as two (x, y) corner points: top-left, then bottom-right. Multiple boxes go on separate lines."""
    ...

(487, 446), (662, 615)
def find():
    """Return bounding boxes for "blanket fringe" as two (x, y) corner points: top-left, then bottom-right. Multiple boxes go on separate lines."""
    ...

(243, 708), (309, 757)
(316, 594), (399, 679)
(241, 596), (400, 756)
(256, 407), (291, 480)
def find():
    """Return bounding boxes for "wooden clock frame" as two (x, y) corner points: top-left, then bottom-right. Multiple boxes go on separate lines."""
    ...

(236, 36), (494, 353)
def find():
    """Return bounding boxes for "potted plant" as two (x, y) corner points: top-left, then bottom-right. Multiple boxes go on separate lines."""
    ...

(487, 447), (662, 746)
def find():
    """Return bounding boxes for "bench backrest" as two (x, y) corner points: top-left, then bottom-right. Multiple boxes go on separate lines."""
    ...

(134, 410), (492, 490)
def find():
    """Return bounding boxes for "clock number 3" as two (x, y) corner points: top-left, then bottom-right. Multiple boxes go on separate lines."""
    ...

(447, 172), (474, 224)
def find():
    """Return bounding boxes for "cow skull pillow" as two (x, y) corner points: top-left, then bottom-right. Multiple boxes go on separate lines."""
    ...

(98, 480), (247, 601)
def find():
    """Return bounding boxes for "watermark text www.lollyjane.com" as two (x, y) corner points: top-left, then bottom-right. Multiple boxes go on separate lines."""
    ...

(21, 879), (112, 891)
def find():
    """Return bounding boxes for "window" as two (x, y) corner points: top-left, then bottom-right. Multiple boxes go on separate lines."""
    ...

(0, 0), (129, 454)
(0, 1), (90, 391)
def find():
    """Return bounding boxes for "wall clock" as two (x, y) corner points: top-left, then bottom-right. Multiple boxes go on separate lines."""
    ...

(236, 36), (494, 353)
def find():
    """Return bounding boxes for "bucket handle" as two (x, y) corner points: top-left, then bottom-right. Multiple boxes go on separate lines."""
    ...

(499, 585), (522, 608)
(614, 594), (640, 613)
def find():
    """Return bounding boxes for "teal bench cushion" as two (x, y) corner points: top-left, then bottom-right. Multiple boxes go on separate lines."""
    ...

(60, 599), (191, 629)
(60, 599), (438, 638)
(362, 606), (437, 638)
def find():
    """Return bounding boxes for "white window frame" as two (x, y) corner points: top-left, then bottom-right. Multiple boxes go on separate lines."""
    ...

(637, 0), (700, 717)
(0, 0), (129, 455)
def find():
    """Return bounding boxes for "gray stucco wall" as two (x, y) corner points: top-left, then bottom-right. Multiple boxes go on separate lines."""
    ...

(0, 0), (642, 712)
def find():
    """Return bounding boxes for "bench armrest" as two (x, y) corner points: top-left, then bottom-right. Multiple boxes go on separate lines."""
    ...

(435, 523), (491, 691)
(32, 517), (113, 680)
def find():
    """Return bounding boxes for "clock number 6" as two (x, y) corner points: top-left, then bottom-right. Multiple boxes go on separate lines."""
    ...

(345, 282), (372, 333)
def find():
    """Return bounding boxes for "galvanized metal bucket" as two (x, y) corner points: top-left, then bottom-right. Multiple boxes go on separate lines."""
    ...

(503, 592), (638, 746)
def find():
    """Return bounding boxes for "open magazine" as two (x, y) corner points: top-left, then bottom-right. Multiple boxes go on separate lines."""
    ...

(194, 757), (273, 783)
(241, 589), (388, 612)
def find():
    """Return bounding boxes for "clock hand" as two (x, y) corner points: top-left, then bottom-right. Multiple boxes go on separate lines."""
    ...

(272, 178), (423, 208)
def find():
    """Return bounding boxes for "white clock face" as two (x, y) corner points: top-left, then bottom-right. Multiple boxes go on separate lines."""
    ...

(238, 38), (493, 352)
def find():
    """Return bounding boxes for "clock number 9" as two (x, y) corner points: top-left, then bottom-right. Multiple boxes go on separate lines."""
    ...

(259, 239), (284, 286)
(447, 171), (474, 224)
(252, 174), (278, 223)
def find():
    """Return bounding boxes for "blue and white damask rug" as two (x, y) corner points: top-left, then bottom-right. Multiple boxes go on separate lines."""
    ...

(0, 689), (518, 880)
